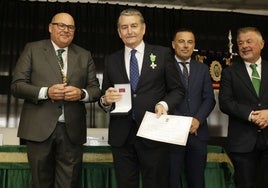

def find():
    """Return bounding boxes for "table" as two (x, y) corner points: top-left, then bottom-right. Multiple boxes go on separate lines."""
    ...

(0, 145), (234, 188)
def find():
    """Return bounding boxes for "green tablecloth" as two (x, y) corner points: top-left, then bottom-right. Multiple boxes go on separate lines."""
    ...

(0, 145), (234, 188)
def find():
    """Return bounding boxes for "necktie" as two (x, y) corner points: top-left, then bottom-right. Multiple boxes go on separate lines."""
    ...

(250, 64), (260, 96)
(180, 62), (189, 88)
(130, 49), (139, 92)
(57, 49), (65, 69)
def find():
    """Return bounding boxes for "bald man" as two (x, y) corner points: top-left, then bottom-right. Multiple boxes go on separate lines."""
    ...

(11, 12), (100, 188)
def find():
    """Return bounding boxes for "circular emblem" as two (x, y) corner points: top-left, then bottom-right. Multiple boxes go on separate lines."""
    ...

(210, 61), (222, 82)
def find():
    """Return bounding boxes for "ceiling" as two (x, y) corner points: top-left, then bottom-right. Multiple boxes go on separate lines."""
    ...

(46, 0), (268, 16)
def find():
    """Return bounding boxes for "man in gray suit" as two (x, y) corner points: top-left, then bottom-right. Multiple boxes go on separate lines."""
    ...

(11, 12), (101, 188)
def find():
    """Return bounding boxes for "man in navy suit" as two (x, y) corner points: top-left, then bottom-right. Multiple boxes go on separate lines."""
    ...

(169, 28), (215, 188)
(219, 27), (268, 188)
(99, 8), (185, 188)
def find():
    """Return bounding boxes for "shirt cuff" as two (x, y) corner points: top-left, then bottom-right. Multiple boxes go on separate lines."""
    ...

(38, 87), (49, 100)
(100, 95), (112, 111)
(80, 89), (89, 102)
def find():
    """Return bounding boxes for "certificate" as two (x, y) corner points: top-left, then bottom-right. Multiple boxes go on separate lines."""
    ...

(111, 84), (131, 114)
(137, 111), (192, 146)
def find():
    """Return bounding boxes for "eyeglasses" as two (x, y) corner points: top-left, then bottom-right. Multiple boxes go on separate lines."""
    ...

(51, 22), (75, 31)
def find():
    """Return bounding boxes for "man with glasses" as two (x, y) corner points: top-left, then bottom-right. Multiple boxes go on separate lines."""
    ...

(11, 12), (101, 188)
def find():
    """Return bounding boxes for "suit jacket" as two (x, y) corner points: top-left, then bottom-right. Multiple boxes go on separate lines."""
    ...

(219, 57), (268, 152)
(11, 39), (101, 144)
(174, 59), (215, 141)
(101, 44), (185, 147)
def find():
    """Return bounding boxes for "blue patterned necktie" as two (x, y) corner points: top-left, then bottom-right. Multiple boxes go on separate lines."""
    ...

(180, 62), (189, 88)
(250, 64), (260, 96)
(130, 49), (139, 92)
(57, 49), (65, 69)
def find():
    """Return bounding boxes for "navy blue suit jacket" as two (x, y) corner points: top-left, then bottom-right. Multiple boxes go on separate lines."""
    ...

(174, 59), (215, 141)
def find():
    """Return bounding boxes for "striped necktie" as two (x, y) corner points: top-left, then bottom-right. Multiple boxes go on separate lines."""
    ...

(180, 62), (189, 88)
(249, 64), (260, 96)
(57, 49), (65, 69)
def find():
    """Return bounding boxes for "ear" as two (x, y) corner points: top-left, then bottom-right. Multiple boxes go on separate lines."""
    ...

(48, 23), (52, 33)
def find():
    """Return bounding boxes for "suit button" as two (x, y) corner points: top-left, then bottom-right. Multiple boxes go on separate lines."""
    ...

(133, 94), (137, 98)
(258, 103), (261, 107)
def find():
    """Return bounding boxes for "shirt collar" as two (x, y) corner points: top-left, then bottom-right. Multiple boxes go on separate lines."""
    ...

(125, 41), (145, 54)
(51, 40), (68, 52)
(244, 57), (262, 67)
(175, 56), (191, 63)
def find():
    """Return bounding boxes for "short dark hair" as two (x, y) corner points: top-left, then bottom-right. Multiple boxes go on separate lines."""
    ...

(172, 28), (195, 41)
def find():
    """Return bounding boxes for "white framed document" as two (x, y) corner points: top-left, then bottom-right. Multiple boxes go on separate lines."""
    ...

(111, 83), (131, 114)
(137, 111), (192, 146)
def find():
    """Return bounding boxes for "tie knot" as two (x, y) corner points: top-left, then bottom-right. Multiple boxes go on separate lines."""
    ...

(250, 64), (257, 70)
(57, 49), (65, 56)
(131, 49), (137, 56)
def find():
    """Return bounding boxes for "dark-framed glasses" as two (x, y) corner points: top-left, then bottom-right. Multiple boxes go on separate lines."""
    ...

(51, 22), (75, 31)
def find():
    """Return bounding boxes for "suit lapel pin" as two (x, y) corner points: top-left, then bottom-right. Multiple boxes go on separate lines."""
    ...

(150, 53), (157, 69)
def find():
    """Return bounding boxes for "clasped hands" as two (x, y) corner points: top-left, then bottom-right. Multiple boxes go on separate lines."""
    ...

(251, 109), (268, 129)
(103, 87), (167, 117)
(47, 83), (83, 101)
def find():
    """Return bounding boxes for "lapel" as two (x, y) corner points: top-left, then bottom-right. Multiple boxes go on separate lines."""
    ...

(139, 44), (153, 81)
(119, 49), (130, 83)
(188, 60), (198, 90)
(43, 40), (63, 83)
(234, 60), (257, 97)
(260, 60), (268, 98)
(66, 45), (76, 82)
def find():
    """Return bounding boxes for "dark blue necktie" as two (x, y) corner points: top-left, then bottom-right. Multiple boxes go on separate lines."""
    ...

(130, 49), (139, 92)
(130, 49), (139, 120)
(180, 62), (189, 88)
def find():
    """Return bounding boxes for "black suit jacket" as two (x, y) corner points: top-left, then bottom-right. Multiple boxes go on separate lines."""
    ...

(174, 59), (215, 141)
(11, 39), (101, 144)
(219, 57), (268, 152)
(101, 44), (185, 147)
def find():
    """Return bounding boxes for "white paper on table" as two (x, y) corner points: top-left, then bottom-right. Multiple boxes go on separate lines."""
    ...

(137, 111), (192, 146)
(111, 84), (131, 114)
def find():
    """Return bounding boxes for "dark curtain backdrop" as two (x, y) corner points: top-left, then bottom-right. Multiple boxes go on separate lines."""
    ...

(1, 0), (268, 127)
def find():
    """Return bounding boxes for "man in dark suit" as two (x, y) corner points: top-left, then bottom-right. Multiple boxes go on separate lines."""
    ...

(219, 27), (268, 188)
(99, 8), (185, 188)
(11, 12), (101, 188)
(169, 28), (215, 188)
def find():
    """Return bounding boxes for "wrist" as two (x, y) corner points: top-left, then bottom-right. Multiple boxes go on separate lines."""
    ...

(80, 89), (86, 100)
(101, 95), (109, 106)
(46, 87), (50, 99)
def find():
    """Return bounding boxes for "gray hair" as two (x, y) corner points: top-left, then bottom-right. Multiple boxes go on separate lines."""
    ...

(117, 8), (145, 28)
(237, 27), (263, 41)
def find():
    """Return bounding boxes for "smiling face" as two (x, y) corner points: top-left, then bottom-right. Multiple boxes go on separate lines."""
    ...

(237, 30), (264, 63)
(117, 14), (146, 49)
(49, 13), (75, 48)
(172, 31), (195, 61)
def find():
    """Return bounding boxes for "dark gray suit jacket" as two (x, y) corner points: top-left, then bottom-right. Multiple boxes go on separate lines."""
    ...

(11, 39), (101, 144)
(219, 57), (268, 152)
(101, 44), (185, 147)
